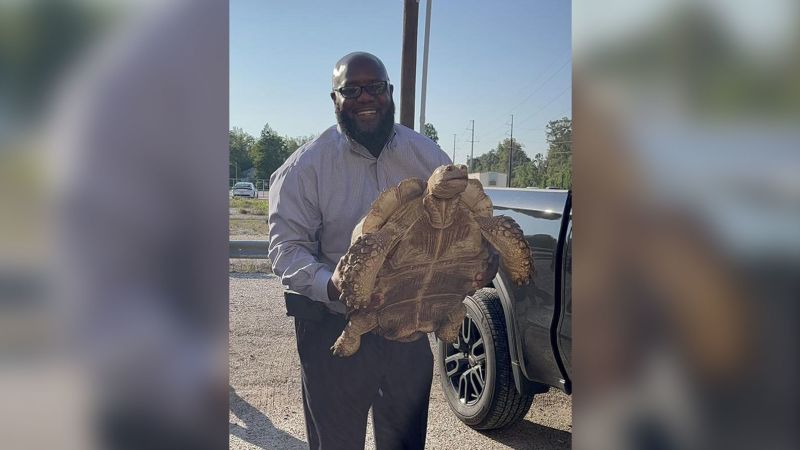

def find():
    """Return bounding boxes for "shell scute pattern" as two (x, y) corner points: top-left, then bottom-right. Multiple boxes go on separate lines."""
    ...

(331, 165), (535, 357)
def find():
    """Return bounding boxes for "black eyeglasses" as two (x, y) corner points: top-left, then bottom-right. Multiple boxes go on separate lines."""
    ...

(334, 81), (389, 99)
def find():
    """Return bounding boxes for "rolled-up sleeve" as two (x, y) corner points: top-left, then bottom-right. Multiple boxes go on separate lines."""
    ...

(268, 161), (332, 303)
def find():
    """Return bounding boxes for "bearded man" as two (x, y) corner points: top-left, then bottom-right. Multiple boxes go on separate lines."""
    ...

(268, 52), (451, 449)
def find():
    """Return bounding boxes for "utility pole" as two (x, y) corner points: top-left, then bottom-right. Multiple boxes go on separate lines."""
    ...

(468, 120), (475, 172)
(419, 0), (432, 132)
(452, 134), (457, 163)
(507, 114), (514, 187)
(400, 0), (419, 129)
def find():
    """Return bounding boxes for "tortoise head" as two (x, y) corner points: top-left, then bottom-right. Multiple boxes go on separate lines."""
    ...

(428, 164), (469, 199)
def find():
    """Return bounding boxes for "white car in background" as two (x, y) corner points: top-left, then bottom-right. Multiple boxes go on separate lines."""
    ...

(232, 182), (257, 199)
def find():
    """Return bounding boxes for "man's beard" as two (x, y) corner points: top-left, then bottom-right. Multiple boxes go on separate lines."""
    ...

(336, 100), (395, 151)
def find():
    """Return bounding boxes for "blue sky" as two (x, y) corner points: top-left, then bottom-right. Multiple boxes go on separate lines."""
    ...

(230, 0), (571, 163)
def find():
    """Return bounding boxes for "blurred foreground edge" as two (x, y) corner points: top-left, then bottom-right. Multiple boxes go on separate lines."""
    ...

(4, 1), (233, 450)
(573, 1), (799, 449)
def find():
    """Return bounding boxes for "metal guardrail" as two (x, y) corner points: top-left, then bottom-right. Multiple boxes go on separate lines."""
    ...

(229, 240), (269, 259)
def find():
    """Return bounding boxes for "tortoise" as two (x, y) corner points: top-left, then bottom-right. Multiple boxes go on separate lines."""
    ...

(331, 164), (534, 357)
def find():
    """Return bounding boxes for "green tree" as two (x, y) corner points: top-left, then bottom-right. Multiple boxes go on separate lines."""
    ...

(423, 123), (439, 143)
(543, 117), (572, 188)
(468, 138), (528, 176)
(495, 138), (530, 180)
(513, 152), (548, 188)
(284, 134), (316, 154)
(512, 161), (538, 187)
(467, 150), (499, 173)
(229, 127), (255, 177)
(249, 124), (289, 180)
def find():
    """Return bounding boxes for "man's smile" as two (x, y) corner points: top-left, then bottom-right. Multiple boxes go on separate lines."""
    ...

(354, 109), (378, 118)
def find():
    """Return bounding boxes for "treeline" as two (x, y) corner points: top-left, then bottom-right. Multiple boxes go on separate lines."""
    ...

(467, 117), (572, 189)
(229, 124), (316, 180)
(231, 117), (571, 189)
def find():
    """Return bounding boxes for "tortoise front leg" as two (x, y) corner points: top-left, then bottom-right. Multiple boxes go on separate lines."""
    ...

(337, 231), (393, 310)
(475, 215), (535, 286)
(331, 311), (378, 357)
(435, 303), (466, 344)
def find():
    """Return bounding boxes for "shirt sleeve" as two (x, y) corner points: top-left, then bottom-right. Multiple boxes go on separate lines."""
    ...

(267, 160), (334, 303)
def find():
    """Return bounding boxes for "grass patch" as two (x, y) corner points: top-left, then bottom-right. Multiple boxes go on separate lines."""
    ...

(230, 218), (268, 236)
(230, 197), (268, 215)
(229, 258), (272, 273)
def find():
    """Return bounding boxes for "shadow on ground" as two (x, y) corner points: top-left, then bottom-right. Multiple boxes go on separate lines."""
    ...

(229, 386), (306, 449)
(481, 419), (572, 450)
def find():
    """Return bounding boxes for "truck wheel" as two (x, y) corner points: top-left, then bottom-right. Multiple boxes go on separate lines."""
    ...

(438, 288), (535, 430)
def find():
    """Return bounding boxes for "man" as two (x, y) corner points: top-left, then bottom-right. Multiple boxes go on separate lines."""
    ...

(268, 52), (450, 449)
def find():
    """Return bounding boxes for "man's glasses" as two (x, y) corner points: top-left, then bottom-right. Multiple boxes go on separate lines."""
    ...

(334, 81), (389, 99)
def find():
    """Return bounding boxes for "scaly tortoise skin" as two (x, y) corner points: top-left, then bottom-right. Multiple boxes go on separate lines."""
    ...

(331, 164), (534, 357)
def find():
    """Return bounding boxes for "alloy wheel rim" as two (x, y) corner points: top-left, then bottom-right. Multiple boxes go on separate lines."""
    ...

(443, 313), (487, 405)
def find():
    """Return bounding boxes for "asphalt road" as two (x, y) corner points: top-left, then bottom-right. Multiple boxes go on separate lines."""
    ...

(229, 272), (572, 449)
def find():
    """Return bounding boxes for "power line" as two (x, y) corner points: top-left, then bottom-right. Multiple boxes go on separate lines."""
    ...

(516, 85), (571, 128)
(476, 51), (570, 122)
(482, 59), (570, 138)
(483, 96), (569, 149)
(479, 54), (572, 143)
(506, 59), (571, 114)
(520, 119), (572, 133)
(553, 109), (572, 119)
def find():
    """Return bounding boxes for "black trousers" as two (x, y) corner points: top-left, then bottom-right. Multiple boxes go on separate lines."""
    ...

(294, 314), (433, 450)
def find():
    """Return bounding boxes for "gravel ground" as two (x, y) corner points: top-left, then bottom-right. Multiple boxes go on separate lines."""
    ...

(229, 273), (572, 449)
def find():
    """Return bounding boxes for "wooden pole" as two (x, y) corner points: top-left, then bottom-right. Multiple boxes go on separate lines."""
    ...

(400, 0), (419, 129)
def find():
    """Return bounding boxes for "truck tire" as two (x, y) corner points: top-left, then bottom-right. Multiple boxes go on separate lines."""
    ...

(438, 288), (535, 430)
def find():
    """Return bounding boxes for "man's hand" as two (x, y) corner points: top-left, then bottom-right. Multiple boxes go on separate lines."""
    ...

(327, 278), (341, 302)
(327, 258), (344, 302)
